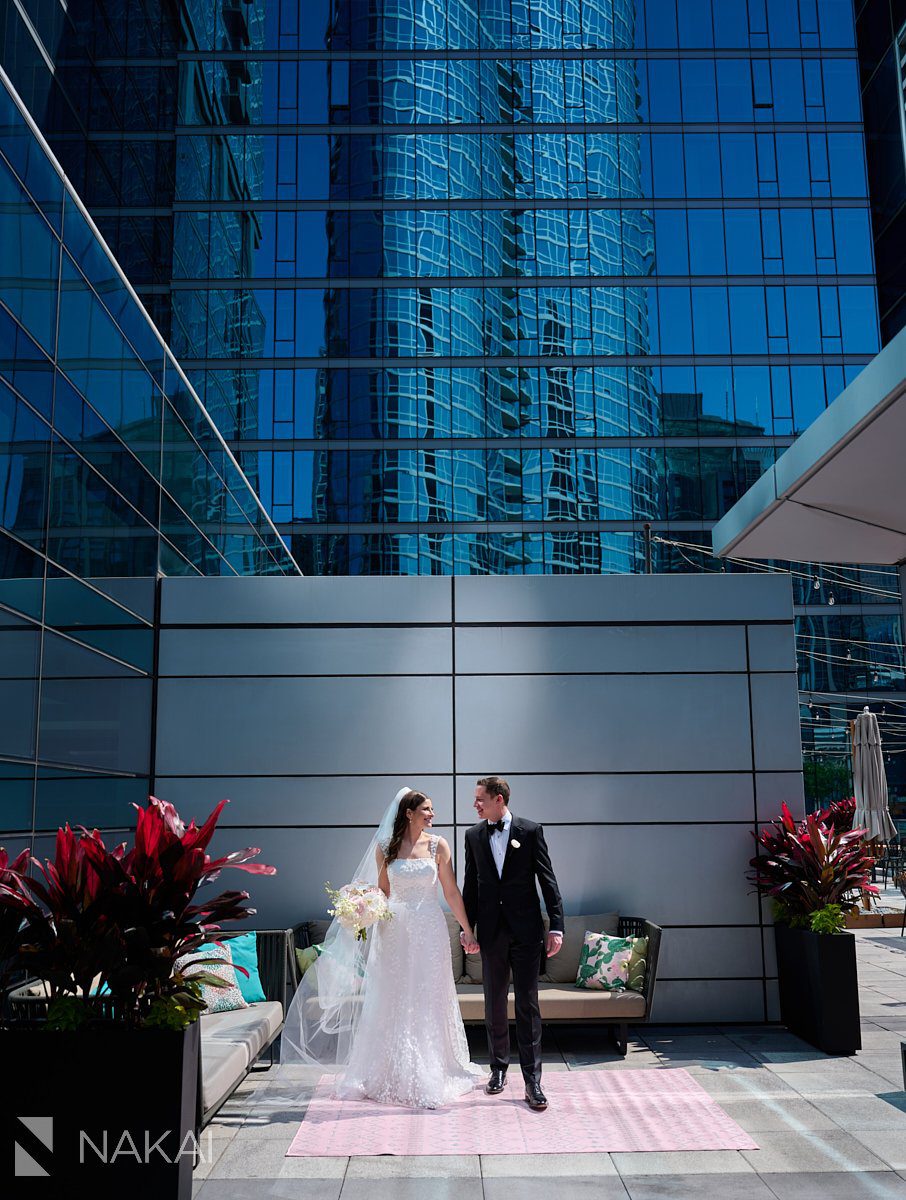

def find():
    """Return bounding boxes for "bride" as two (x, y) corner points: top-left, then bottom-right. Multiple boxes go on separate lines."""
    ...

(280, 787), (483, 1108)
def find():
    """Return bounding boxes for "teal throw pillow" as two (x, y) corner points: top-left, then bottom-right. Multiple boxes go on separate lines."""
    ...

(225, 931), (266, 1003)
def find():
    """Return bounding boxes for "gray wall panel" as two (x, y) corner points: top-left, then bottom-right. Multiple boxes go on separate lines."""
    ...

(203, 824), (456, 929)
(155, 676), (453, 776)
(454, 574), (794, 625)
(455, 674), (753, 774)
(159, 627), (452, 677)
(755, 771), (806, 822)
(454, 773), (756, 824)
(455, 625), (746, 675)
(655, 927), (765, 980)
(750, 674), (804, 770)
(162, 576), (452, 626)
(145, 574), (800, 1024)
(747, 624), (797, 672)
(153, 776), (455, 825)
(536, 825), (761, 927)
(650, 980), (767, 1023)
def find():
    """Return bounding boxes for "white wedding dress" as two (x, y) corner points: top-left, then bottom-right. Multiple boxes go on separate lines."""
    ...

(333, 834), (483, 1108)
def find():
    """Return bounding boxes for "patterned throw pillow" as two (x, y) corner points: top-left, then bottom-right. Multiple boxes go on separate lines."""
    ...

(575, 932), (634, 991)
(627, 935), (649, 992)
(295, 944), (323, 978)
(175, 940), (249, 1013)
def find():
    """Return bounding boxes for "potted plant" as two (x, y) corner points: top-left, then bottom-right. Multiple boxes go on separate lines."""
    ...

(0, 796), (275, 1199)
(748, 802), (876, 1055)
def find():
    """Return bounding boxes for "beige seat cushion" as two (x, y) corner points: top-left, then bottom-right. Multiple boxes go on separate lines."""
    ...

(200, 1000), (283, 1063)
(200, 1039), (249, 1114)
(456, 982), (645, 1022)
(199, 1000), (283, 1114)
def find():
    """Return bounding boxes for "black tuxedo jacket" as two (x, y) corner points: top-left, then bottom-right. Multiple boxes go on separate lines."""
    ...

(462, 816), (564, 944)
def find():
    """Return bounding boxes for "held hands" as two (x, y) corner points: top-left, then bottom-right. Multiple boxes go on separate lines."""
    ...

(460, 930), (480, 955)
(545, 931), (563, 957)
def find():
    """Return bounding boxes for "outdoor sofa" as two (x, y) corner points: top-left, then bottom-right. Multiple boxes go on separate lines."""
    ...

(4, 927), (298, 1131)
(294, 913), (662, 1055)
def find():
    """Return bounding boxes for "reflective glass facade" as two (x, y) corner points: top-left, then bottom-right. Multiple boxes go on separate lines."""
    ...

(1, 0), (904, 813)
(0, 68), (298, 845)
(856, 0), (906, 344)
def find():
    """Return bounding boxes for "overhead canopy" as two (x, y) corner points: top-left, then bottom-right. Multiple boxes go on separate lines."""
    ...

(712, 324), (906, 564)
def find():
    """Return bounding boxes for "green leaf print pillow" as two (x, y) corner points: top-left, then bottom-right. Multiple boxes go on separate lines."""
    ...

(574, 931), (634, 991)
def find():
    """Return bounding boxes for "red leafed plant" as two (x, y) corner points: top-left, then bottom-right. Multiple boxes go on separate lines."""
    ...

(748, 802), (877, 933)
(0, 845), (31, 999)
(814, 796), (857, 835)
(0, 796), (275, 1031)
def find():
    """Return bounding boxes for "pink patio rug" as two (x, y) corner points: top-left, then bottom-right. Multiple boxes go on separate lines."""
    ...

(286, 1069), (758, 1156)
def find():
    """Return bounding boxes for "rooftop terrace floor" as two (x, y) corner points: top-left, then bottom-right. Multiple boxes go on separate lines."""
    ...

(193, 927), (906, 1200)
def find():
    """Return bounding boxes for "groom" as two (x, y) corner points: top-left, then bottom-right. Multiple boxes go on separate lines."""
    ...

(462, 776), (564, 1111)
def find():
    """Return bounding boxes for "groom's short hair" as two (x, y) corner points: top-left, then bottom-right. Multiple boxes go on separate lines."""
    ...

(477, 776), (510, 803)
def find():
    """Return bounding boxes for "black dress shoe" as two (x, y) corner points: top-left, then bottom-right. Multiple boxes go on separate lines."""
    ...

(485, 1067), (507, 1095)
(524, 1083), (548, 1110)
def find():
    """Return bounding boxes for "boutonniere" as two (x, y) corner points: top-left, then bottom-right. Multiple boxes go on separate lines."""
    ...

(510, 839), (521, 849)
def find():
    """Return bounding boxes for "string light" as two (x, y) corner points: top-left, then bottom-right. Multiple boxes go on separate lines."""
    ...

(653, 536), (902, 600)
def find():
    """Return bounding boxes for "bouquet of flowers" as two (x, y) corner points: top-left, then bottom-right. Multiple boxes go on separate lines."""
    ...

(325, 880), (392, 942)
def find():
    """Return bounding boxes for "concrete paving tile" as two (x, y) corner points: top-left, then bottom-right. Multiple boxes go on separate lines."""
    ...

(725, 1031), (816, 1052)
(650, 1052), (762, 1070)
(191, 1134), (236, 1180)
(620, 1173), (776, 1199)
(611, 1151), (755, 1176)
(766, 1067), (891, 1096)
(852, 1053), (906, 1086)
(196, 1181), (344, 1200)
(757, 1171), (906, 1199)
(340, 1181), (482, 1200)
(714, 1097), (838, 1133)
(208, 1135), (304, 1178)
(480, 1153), (619, 1177)
(344, 1155), (480, 1178)
(564, 1054), (664, 1071)
(642, 1034), (748, 1048)
(745, 1049), (834, 1065)
(481, 1177), (629, 1199)
(689, 1069), (803, 1100)
(278, 1158), (352, 1180)
(846, 1129), (906, 1169)
(738, 1128), (891, 1173)
(857, 1030), (906, 1049)
(810, 1093), (906, 1130)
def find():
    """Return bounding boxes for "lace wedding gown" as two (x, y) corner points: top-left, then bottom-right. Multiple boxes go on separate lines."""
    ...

(333, 834), (483, 1108)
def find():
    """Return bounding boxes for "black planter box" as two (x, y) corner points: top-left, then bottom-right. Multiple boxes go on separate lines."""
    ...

(0, 1019), (200, 1199)
(774, 924), (861, 1055)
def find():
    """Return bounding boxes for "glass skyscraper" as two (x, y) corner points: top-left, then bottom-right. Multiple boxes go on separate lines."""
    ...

(2, 0), (905, 809)
(0, 68), (298, 842)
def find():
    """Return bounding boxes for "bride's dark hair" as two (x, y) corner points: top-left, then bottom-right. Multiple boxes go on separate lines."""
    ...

(384, 790), (429, 865)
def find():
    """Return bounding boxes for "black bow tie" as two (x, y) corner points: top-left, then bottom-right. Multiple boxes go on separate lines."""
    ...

(489, 819), (506, 833)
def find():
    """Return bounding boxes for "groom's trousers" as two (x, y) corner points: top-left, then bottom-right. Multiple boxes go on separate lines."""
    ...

(480, 922), (544, 1087)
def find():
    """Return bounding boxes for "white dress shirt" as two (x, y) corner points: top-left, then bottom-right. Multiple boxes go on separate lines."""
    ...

(487, 814), (561, 937)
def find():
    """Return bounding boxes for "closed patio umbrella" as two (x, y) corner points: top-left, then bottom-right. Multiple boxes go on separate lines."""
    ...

(852, 706), (897, 842)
